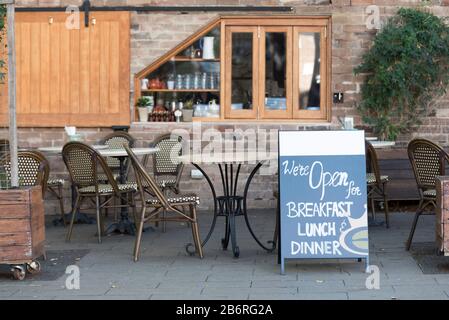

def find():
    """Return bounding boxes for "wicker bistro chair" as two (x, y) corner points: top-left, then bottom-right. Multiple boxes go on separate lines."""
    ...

(99, 131), (136, 181)
(0, 139), (66, 224)
(0, 150), (49, 196)
(62, 142), (137, 243)
(144, 134), (185, 232)
(366, 141), (390, 228)
(125, 145), (203, 262)
(406, 138), (449, 250)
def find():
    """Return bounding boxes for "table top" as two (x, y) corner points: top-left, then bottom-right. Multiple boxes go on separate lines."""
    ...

(369, 141), (396, 149)
(99, 147), (158, 157)
(38, 145), (108, 153)
(178, 152), (278, 164)
(38, 145), (159, 157)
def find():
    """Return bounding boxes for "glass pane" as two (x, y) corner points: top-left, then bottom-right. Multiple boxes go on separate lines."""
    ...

(264, 32), (287, 111)
(299, 32), (321, 111)
(231, 33), (253, 110)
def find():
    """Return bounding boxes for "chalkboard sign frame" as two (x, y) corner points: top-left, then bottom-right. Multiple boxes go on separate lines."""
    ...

(278, 130), (370, 275)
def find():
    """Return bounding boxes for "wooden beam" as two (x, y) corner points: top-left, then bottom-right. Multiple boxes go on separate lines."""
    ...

(6, 2), (18, 187)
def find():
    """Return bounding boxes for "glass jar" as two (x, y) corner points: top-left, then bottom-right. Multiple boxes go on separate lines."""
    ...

(176, 74), (183, 89)
(209, 73), (215, 89)
(201, 73), (207, 90)
(184, 74), (192, 90)
(193, 72), (201, 90)
(167, 74), (175, 90)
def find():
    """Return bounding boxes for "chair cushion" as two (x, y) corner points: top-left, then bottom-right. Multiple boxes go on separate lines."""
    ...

(146, 194), (200, 206)
(423, 189), (436, 198)
(47, 178), (65, 186)
(159, 179), (177, 188)
(97, 173), (120, 182)
(367, 173), (389, 184)
(78, 183), (136, 194)
(128, 179), (176, 189)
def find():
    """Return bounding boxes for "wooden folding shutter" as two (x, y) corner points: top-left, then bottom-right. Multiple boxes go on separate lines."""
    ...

(0, 11), (130, 127)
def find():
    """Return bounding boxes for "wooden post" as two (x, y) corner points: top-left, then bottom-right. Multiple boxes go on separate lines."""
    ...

(1, 0), (18, 187)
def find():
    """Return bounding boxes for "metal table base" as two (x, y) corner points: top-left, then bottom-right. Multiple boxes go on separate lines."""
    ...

(187, 162), (276, 258)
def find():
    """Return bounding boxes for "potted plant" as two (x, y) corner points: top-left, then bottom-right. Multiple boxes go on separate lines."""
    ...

(182, 98), (194, 122)
(354, 8), (449, 141)
(136, 97), (150, 122)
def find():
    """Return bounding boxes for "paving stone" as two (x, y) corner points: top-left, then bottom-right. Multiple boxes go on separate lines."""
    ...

(295, 292), (349, 300)
(1, 211), (444, 300)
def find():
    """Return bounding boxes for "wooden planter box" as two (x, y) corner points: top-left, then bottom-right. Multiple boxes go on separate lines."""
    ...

(0, 186), (45, 264)
(436, 177), (449, 255)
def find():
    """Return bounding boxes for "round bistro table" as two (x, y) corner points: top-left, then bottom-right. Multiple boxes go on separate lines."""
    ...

(178, 151), (278, 258)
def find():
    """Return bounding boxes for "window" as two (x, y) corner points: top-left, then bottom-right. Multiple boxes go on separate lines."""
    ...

(135, 16), (331, 122)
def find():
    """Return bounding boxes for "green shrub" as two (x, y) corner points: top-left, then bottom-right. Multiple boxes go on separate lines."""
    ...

(354, 8), (449, 140)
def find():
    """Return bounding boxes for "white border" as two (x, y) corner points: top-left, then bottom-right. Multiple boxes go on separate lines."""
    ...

(279, 130), (365, 156)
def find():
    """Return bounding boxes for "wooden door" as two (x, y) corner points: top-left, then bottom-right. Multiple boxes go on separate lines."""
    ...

(0, 11), (130, 127)
(258, 26), (293, 119)
(224, 26), (258, 119)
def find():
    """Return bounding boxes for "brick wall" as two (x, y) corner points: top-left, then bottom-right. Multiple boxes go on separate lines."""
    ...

(4, 0), (449, 214)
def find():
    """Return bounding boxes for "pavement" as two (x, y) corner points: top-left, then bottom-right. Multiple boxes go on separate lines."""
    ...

(0, 209), (448, 300)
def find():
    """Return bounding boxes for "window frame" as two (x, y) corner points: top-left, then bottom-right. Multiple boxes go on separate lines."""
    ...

(222, 17), (331, 122)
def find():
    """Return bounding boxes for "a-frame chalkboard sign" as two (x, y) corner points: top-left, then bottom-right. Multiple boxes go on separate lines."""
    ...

(278, 130), (369, 275)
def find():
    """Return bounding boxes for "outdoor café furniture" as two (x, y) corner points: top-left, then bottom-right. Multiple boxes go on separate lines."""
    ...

(99, 147), (159, 235)
(370, 140), (396, 149)
(178, 151), (278, 258)
(125, 145), (203, 262)
(366, 140), (390, 228)
(62, 142), (137, 243)
(273, 190), (280, 249)
(46, 178), (66, 225)
(406, 138), (449, 250)
(144, 134), (185, 232)
(39, 144), (109, 225)
(1, 142), (66, 223)
(0, 150), (49, 197)
(100, 131), (136, 182)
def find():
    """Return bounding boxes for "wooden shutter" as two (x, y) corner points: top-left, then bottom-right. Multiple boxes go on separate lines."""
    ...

(0, 11), (130, 127)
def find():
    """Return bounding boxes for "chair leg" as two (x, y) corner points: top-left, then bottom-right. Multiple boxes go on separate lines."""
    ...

(134, 206), (146, 262)
(57, 184), (66, 226)
(383, 188), (390, 229)
(183, 205), (190, 228)
(370, 197), (376, 220)
(190, 205), (203, 259)
(130, 193), (137, 228)
(66, 195), (81, 242)
(273, 201), (280, 248)
(95, 195), (102, 244)
(162, 189), (168, 233)
(406, 200), (425, 251)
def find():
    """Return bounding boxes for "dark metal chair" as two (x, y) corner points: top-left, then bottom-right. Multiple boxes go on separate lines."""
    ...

(62, 142), (137, 243)
(144, 134), (185, 232)
(406, 138), (449, 250)
(125, 145), (203, 262)
(0, 150), (49, 197)
(366, 141), (390, 228)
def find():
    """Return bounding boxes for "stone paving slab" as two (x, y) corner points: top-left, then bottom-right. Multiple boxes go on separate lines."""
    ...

(0, 210), (448, 300)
